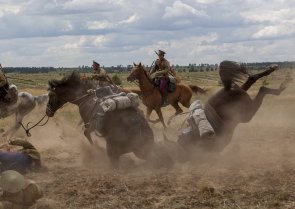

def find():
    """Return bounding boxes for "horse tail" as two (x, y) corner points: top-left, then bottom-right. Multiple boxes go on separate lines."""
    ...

(188, 84), (207, 95)
(34, 94), (48, 106)
(219, 60), (249, 90)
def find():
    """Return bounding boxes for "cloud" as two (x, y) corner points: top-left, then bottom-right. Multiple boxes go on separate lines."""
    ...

(163, 1), (207, 19)
(0, 0), (294, 67)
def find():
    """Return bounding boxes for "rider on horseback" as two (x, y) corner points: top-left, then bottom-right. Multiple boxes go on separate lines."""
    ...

(91, 61), (113, 87)
(0, 64), (10, 117)
(150, 50), (171, 106)
(0, 64), (9, 103)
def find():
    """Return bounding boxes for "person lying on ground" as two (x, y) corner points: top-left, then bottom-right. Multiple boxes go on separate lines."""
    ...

(0, 139), (41, 174)
(0, 170), (43, 209)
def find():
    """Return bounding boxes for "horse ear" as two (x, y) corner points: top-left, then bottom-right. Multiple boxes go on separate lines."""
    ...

(48, 80), (54, 88)
(139, 62), (142, 67)
(133, 62), (136, 66)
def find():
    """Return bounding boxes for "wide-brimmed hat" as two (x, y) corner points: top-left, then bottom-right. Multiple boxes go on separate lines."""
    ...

(155, 50), (166, 56)
(0, 170), (25, 193)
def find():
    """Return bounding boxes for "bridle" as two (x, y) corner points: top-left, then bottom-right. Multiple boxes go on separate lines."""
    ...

(128, 65), (155, 95)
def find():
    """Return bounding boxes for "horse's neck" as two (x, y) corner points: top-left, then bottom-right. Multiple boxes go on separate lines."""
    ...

(71, 92), (96, 122)
(138, 70), (154, 94)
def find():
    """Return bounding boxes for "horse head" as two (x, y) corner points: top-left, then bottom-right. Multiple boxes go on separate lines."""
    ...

(46, 71), (83, 117)
(127, 62), (145, 82)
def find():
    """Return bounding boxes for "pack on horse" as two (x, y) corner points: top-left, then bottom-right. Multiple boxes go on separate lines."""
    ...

(177, 60), (291, 157)
(127, 62), (207, 128)
(46, 71), (170, 168)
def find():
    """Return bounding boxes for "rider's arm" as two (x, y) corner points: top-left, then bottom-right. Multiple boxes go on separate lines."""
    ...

(150, 60), (161, 78)
(0, 73), (7, 87)
(154, 60), (170, 77)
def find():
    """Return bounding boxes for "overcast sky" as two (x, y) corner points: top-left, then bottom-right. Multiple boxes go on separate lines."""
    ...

(0, 0), (294, 67)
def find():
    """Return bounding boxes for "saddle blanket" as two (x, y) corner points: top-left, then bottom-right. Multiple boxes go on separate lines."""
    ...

(188, 100), (215, 139)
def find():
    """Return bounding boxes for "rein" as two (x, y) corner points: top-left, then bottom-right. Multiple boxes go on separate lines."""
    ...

(20, 92), (91, 137)
(19, 114), (49, 137)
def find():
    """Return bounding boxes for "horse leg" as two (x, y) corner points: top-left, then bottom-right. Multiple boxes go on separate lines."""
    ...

(241, 66), (277, 91)
(84, 126), (94, 145)
(3, 111), (24, 138)
(146, 107), (161, 124)
(167, 103), (183, 125)
(106, 143), (120, 169)
(155, 108), (166, 129)
(245, 84), (286, 121)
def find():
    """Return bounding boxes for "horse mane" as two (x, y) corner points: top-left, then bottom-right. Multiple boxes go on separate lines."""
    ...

(48, 71), (94, 90)
(49, 71), (81, 88)
(219, 60), (249, 90)
(137, 63), (153, 85)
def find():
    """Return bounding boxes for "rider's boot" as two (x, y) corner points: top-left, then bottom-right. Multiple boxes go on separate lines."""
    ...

(162, 86), (169, 107)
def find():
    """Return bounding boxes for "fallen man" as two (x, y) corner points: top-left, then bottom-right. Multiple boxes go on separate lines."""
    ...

(0, 139), (41, 174)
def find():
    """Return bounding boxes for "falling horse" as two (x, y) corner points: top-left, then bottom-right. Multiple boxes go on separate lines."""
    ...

(127, 63), (207, 128)
(0, 85), (48, 138)
(46, 71), (165, 168)
(178, 60), (291, 156)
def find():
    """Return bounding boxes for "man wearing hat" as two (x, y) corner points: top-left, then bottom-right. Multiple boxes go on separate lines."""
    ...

(0, 64), (10, 117)
(91, 61), (114, 87)
(0, 64), (9, 103)
(0, 139), (41, 174)
(0, 170), (43, 208)
(150, 50), (171, 106)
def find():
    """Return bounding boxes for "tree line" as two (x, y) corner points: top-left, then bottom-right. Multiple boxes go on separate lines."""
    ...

(3, 61), (295, 74)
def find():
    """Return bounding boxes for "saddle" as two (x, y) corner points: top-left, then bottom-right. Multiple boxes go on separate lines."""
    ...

(152, 76), (176, 92)
(90, 86), (140, 133)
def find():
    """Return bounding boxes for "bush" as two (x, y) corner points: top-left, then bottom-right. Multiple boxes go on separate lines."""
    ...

(112, 74), (122, 85)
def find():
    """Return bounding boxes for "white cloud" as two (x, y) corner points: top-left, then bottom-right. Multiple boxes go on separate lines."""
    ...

(163, 1), (207, 18)
(86, 20), (114, 30)
(0, 0), (294, 66)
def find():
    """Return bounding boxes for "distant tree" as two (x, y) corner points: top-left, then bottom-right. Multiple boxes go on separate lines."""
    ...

(112, 74), (122, 85)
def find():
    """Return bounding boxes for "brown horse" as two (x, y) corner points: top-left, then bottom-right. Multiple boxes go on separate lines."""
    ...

(127, 62), (206, 128)
(177, 61), (291, 157)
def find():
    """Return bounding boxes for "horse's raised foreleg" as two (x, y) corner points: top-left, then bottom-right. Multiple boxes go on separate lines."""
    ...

(2, 111), (25, 138)
(241, 65), (278, 91)
(167, 103), (183, 125)
(245, 84), (286, 122)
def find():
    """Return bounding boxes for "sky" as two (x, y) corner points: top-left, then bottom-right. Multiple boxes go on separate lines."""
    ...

(0, 0), (294, 67)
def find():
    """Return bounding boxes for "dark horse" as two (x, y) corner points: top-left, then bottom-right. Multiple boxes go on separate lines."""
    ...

(178, 61), (290, 157)
(46, 71), (156, 168)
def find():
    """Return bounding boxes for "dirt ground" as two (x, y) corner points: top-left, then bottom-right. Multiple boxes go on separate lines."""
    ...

(1, 80), (295, 209)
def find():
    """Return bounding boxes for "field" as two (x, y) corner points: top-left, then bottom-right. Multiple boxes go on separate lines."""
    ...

(0, 69), (295, 209)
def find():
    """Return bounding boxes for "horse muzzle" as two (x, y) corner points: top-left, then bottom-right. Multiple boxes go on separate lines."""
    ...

(46, 105), (55, 117)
